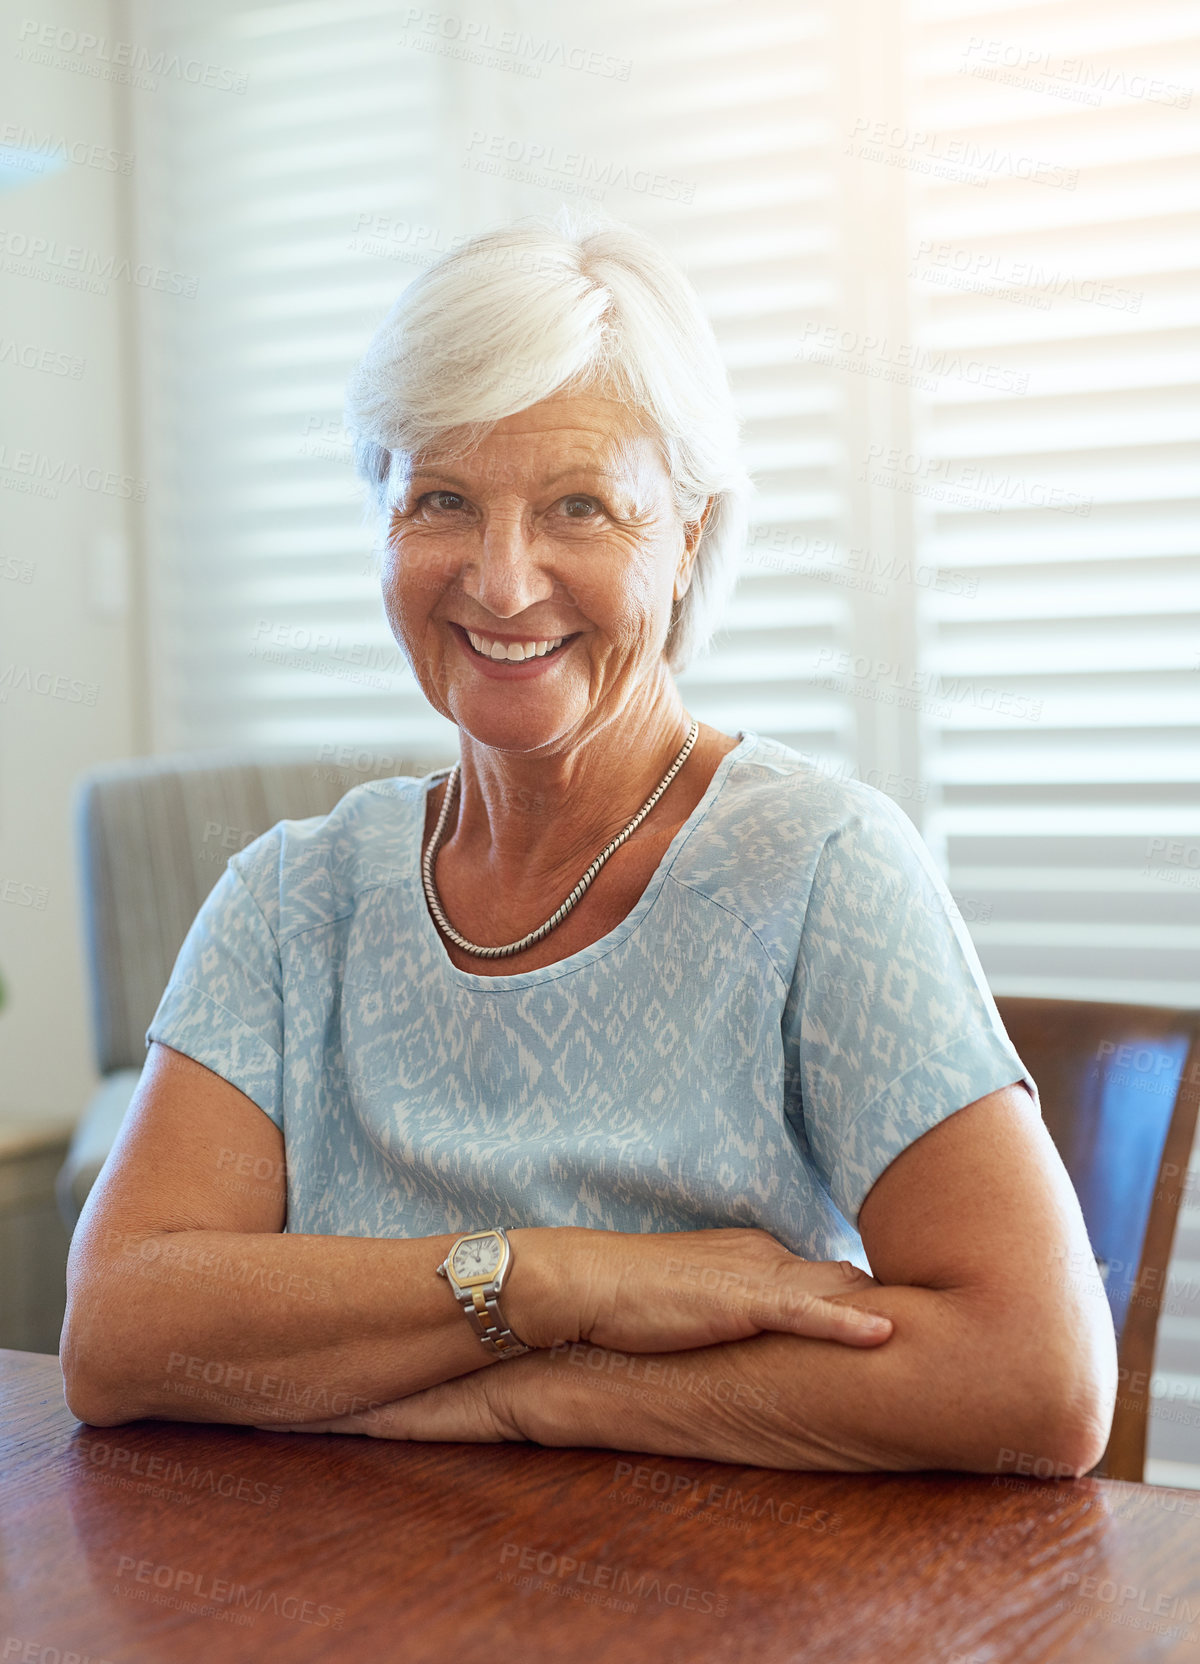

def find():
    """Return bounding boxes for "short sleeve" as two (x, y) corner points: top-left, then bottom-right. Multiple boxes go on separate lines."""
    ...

(145, 858), (284, 1129)
(783, 790), (1036, 1227)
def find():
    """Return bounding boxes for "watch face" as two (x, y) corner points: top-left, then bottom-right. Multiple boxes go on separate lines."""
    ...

(452, 1234), (502, 1282)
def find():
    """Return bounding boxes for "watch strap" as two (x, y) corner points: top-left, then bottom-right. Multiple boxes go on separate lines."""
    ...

(461, 1283), (532, 1358)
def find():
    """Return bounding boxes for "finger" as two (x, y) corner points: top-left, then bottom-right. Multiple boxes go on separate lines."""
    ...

(794, 1259), (879, 1296)
(362, 1394), (504, 1442)
(751, 1288), (894, 1345)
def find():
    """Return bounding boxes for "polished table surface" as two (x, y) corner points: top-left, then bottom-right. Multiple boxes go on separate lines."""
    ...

(3, 1349), (1200, 1664)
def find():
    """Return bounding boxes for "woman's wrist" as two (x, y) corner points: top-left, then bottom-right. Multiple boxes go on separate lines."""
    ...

(504, 1226), (592, 1351)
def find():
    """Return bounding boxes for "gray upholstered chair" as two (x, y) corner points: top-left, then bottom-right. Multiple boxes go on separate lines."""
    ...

(59, 744), (451, 1229)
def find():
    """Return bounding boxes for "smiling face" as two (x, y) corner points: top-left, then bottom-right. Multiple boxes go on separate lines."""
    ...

(382, 393), (700, 758)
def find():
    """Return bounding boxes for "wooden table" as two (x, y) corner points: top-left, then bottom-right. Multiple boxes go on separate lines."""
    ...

(4, 1350), (1200, 1663)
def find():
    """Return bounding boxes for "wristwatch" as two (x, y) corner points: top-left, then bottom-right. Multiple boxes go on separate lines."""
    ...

(436, 1227), (532, 1359)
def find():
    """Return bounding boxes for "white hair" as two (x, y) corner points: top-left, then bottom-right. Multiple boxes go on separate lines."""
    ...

(343, 208), (751, 673)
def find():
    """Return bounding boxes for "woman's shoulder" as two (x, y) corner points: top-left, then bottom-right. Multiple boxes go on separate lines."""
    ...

(711, 734), (918, 847)
(221, 771), (437, 942)
(674, 736), (932, 953)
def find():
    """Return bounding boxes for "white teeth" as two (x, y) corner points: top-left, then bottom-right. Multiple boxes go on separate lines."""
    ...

(465, 630), (565, 662)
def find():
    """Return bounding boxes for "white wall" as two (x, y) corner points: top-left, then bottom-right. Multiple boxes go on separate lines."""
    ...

(0, 0), (142, 1124)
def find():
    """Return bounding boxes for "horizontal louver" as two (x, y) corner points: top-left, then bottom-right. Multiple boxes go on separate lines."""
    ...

(909, 0), (1200, 1003)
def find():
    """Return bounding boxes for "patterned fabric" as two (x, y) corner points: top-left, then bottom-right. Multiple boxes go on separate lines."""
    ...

(146, 731), (1035, 1263)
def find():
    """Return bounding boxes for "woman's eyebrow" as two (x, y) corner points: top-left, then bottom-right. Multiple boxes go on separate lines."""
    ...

(406, 461), (629, 492)
(406, 466), (473, 487)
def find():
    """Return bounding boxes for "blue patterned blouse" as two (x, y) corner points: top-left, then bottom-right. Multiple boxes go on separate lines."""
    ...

(146, 731), (1034, 1264)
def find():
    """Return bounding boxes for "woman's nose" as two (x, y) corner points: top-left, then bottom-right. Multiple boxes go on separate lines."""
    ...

(462, 512), (556, 617)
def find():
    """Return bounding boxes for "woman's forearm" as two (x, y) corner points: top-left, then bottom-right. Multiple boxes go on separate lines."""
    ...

(503, 1282), (1111, 1476)
(62, 1224), (528, 1426)
(62, 1220), (885, 1429)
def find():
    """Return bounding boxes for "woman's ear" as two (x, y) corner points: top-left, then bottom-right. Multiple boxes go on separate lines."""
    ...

(675, 496), (715, 599)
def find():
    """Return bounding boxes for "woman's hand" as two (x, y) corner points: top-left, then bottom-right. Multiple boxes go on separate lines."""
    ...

(507, 1226), (893, 1356)
(255, 1232), (894, 1445)
(255, 1366), (523, 1443)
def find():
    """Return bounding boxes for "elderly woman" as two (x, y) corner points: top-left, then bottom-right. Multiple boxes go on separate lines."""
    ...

(62, 216), (1115, 1475)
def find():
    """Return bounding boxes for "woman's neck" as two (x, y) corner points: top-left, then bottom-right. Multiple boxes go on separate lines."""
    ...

(422, 716), (742, 973)
(446, 699), (700, 892)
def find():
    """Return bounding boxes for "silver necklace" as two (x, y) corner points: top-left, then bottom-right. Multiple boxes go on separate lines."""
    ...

(422, 718), (700, 960)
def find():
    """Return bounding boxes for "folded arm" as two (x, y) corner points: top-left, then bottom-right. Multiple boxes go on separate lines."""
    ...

(293, 1084), (1117, 1476)
(66, 1044), (1115, 1474)
(61, 1044), (893, 1428)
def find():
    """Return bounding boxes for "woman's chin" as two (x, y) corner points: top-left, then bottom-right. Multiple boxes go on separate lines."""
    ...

(446, 692), (584, 757)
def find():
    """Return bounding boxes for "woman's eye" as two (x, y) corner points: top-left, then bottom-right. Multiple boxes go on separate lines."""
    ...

(423, 491), (465, 512)
(560, 496), (600, 519)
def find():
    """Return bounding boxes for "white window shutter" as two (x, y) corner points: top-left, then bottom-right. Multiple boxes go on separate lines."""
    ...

(127, 0), (1199, 1001)
(909, 0), (1200, 1002)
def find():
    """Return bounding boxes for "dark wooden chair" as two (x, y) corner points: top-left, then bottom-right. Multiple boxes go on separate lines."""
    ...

(996, 996), (1200, 1483)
